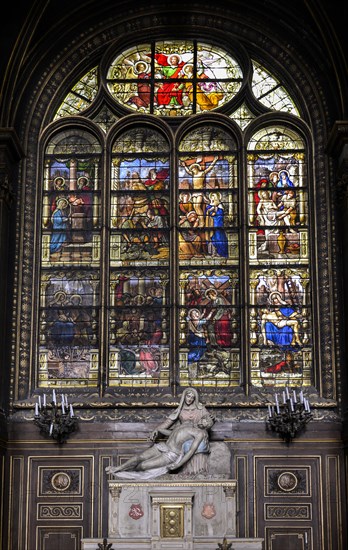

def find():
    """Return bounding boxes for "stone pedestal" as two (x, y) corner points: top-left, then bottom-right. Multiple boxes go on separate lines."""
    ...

(82, 478), (263, 549)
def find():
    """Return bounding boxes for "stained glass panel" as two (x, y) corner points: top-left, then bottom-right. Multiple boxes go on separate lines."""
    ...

(249, 268), (312, 387)
(54, 68), (98, 119)
(247, 153), (308, 263)
(179, 269), (240, 387)
(247, 127), (312, 388)
(252, 61), (300, 116)
(40, 131), (102, 387)
(109, 270), (169, 386)
(109, 128), (170, 386)
(230, 103), (255, 130)
(248, 126), (304, 150)
(110, 158), (170, 266)
(42, 153), (101, 267)
(178, 127), (238, 267)
(178, 127), (240, 387)
(39, 271), (100, 387)
(106, 41), (243, 115)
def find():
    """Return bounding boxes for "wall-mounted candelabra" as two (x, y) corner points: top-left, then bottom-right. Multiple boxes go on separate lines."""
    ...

(267, 387), (312, 443)
(34, 390), (78, 444)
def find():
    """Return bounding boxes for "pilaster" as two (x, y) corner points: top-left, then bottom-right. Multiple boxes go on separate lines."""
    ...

(0, 128), (24, 417)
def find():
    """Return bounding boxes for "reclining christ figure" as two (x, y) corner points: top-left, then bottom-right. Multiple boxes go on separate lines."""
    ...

(106, 413), (214, 480)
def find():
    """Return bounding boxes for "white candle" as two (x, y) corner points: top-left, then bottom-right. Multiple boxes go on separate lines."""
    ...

(49, 423), (53, 436)
(299, 390), (304, 403)
(64, 394), (68, 406)
(275, 393), (279, 404)
(61, 401), (65, 415)
(38, 395), (41, 408)
(52, 389), (57, 404)
(285, 386), (290, 399)
(282, 391), (286, 404)
(43, 394), (47, 407)
(276, 401), (280, 414)
(293, 389), (297, 403)
(268, 404), (272, 417)
(35, 403), (39, 416)
(70, 404), (74, 417)
(289, 398), (294, 412)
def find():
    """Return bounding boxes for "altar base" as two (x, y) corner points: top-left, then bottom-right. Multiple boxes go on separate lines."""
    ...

(82, 537), (264, 549)
(82, 478), (263, 550)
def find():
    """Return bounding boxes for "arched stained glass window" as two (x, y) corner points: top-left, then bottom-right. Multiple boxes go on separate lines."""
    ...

(37, 39), (314, 397)
(39, 130), (102, 387)
(247, 126), (311, 387)
(109, 127), (170, 387)
(178, 125), (240, 387)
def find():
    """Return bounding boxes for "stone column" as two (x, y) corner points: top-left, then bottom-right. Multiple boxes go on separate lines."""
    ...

(0, 129), (23, 419)
(223, 484), (237, 536)
(108, 486), (122, 537)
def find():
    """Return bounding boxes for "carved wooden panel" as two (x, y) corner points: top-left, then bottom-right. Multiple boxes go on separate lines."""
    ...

(266, 528), (309, 550)
(26, 456), (94, 550)
(37, 527), (82, 550)
(265, 504), (311, 521)
(37, 503), (83, 520)
(254, 456), (320, 549)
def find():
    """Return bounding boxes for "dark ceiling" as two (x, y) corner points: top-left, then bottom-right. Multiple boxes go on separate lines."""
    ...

(1, 0), (347, 122)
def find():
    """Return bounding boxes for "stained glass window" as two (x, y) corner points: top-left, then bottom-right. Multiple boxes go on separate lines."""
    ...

(106, 41), (242, 116)
(39, 39), (314, 395)
(230, 103), (256, 130)
(177, 126), (240, 387)
(251, 61), (300, 115)
(39, 130), (102, 387)
(54, 68), (99, 119)
(247, 126), (311, 387)
(109, 128), (170, 386)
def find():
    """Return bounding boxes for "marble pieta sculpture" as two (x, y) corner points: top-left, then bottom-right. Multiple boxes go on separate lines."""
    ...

(106, 387), (216, 479)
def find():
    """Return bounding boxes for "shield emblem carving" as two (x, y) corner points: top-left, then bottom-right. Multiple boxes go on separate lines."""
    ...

(201, 502), (216, 519)
(129, 503), (144, 520)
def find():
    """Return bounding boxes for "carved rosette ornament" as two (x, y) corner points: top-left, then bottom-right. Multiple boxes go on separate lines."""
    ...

(268, 469), (307, 495)
(51, 471), (71, 492)
(277, 471), (298, 492)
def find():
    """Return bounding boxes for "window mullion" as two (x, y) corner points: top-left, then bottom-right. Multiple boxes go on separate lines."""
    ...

(240, 142), (251, 396)
(171, 142), (179, 397)
(100, 144), (109, 396)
